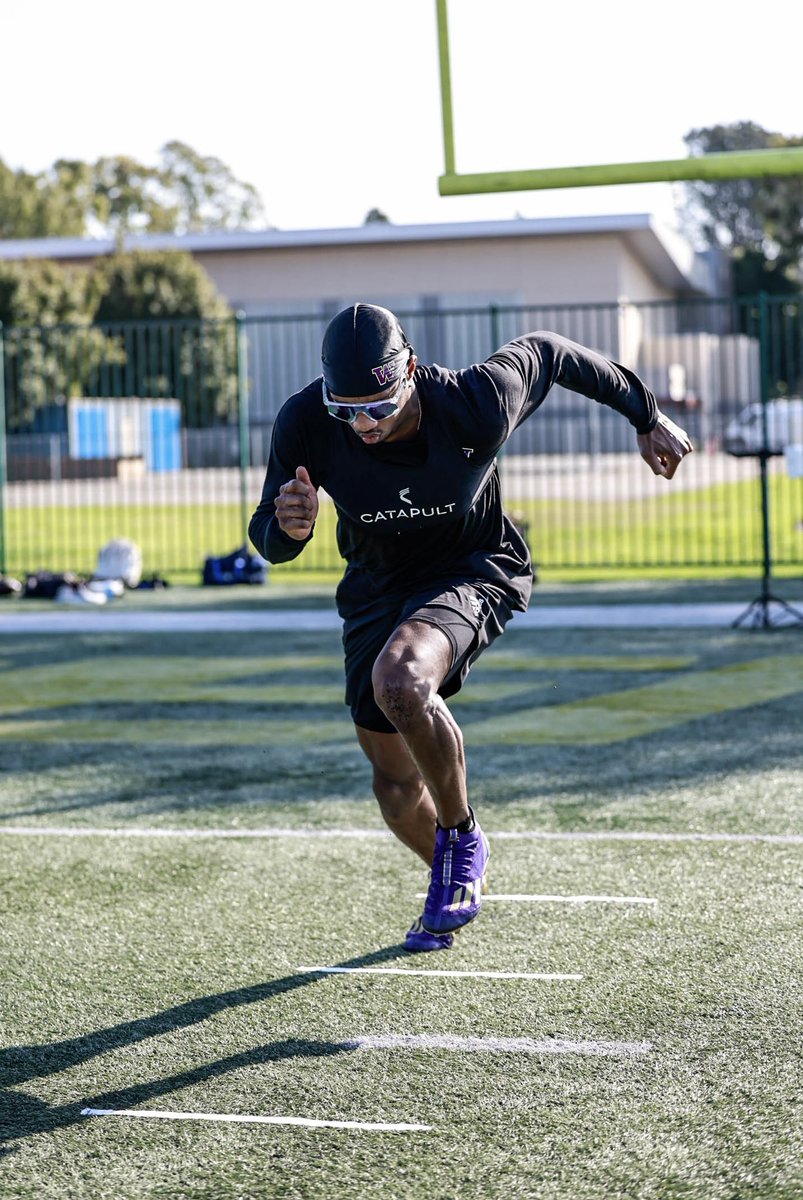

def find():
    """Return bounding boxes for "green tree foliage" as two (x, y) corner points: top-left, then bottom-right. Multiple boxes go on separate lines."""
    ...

(86, 250), (237, 425)
(682, 122), (803, 295)
(1, 251), (237, 430)
(159, 141), (266, 234)
(0, 161), (86, 239)
(0, 258), (89, 327)
(90, 155), (176, 239)
(89, 249), (231, 324)
(0, 142), (268, 241)
(0, 260), (120, 430)
(364, 207), (391, 224)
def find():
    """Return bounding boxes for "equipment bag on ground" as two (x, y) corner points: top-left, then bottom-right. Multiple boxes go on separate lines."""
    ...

(202, 546), (267, 586)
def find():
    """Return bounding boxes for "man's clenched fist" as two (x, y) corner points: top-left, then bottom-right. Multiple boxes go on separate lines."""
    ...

(637, 412), (694, 480)
(275, 465), (319, 539)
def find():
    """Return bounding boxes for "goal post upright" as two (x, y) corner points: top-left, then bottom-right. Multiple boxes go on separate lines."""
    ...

(434, 0), (803, 195)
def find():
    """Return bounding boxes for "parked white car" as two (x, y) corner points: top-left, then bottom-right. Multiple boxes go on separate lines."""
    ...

(724, 398), (803, 453)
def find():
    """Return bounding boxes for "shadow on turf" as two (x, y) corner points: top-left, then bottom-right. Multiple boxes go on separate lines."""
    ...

(0, 943), (408, 1154)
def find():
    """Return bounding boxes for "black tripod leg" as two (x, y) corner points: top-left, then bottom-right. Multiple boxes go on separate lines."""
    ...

(732, 594), (803, 629)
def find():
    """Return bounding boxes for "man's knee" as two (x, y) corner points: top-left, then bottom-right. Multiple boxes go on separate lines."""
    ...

(371, 650), (434, 728)
(371, 622), (452, 729)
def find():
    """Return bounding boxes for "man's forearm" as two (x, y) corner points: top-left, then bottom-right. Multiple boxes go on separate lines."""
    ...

(248, 507), (313, 564)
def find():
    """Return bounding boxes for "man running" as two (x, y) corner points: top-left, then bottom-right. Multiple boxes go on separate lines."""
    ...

(249, 304), (692, 951)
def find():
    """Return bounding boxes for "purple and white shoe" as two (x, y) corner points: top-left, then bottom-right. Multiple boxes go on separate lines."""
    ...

(422, 812), (490, 935)
(403, 915), (454, 953)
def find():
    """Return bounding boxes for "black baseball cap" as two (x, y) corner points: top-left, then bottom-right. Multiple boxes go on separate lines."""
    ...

(321, 304), (412, 398)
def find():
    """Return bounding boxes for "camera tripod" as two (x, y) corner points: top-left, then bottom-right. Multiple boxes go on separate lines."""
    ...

(731, 448), (803, 630)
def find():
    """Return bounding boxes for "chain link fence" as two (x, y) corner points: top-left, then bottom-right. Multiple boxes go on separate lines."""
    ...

(1, 295), (802, 582)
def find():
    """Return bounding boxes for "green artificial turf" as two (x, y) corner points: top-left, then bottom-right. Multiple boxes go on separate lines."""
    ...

(1, 624), (802, 1198)
(1, 626), (801, 836)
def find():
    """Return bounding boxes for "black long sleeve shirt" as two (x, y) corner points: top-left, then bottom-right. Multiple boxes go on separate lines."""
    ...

(249, 332), (658, 615)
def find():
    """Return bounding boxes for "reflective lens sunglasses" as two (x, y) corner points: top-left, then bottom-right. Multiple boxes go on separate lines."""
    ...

(322, 369), (409, 424)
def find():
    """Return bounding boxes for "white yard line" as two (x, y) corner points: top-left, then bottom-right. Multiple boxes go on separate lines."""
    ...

(1, 825), (801, 845)
(0, 825), (390, 840)
(299, 966), (582, 981)
(80, 1107), (430, 1132)
(345, 1034), (651, 1056)
(0, 602), (754, 634)
(490, 831), (803, 844)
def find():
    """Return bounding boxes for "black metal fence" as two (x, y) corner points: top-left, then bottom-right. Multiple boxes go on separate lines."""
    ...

(1, 295), (802, 582)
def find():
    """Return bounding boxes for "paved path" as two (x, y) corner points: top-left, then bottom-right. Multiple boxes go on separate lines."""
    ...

(3, 601), (801, 633)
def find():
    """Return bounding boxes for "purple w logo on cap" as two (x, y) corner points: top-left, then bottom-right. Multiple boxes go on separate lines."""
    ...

(371, 358), (404, 387)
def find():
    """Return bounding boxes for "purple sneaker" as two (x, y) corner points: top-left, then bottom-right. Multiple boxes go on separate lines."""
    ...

(403, 916), (454, 953)
(422, 812), (490, 935)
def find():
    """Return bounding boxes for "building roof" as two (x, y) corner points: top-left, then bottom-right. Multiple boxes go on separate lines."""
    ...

(0, 213), (718, 296)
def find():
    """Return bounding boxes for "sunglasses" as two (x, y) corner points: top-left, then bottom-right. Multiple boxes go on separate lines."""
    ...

(322, 369), (409, 424)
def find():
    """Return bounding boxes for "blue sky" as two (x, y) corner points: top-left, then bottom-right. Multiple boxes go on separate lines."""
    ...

(4, 0), (800, 233)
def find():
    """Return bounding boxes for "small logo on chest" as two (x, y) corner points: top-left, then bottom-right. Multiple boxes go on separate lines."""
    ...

(360, 486), (457, 524)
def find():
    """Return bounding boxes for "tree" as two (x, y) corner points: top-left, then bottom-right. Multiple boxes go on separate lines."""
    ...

(681, 122), (803, 397)
(364, 207), (391, 224)
(87, 250), (238, 425)
(0, 259), (90, 328)
(0, 251), (238, 430)
(0, 143), (268, 241)
(681, 122), (803, 295)
(159, 141), (267, 234)
(90, 248), (231, 324)
(0, 260), (119, 430)
(90, 154), (176, 239)
(0, 160), (86, 240)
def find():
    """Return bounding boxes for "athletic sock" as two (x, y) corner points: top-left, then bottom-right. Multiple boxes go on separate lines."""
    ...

(438, 809), (475, 835)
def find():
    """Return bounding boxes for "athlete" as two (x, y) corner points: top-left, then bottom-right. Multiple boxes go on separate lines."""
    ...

(249, 304), (692, 952)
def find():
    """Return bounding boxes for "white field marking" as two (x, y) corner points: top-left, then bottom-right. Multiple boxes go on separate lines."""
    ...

(299, 966), (582, 981)
(0, 602), (752, 634)
(0, 825), (390, 840)
(489, 831), (803, 845)
(1, 826), (802, 845)
(80, 1107), (430, 1132)
(0, 611), (344, 634)
(414, 892), (658, 905)
(344, 1034), (652, 1056)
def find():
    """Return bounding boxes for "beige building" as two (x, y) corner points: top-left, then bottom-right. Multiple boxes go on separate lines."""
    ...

(3, 215), (743, 448)
(212, 214), (721, 311)
(0, 211), (721, 312)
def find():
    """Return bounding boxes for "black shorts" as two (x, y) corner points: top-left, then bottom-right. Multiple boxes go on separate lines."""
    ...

(338, 576), (515, 734)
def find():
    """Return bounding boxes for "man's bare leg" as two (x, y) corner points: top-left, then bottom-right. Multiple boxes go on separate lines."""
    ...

(360, 619), (487, 946)
(369, 619), (470, 829)
(355, 726), (437, 864)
